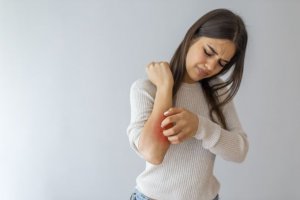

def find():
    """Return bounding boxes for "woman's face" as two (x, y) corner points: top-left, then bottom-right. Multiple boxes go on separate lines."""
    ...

(183, 36), (236, 83)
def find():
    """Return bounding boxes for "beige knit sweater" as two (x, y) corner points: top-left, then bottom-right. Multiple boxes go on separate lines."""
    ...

(127, 78), (249, 200)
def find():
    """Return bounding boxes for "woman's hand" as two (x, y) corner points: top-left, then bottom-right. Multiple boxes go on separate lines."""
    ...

(161, 107), (199, 144)
(146, 61), (174, 89)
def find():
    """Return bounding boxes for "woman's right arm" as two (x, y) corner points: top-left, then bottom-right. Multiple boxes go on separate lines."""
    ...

(127, 62), (174, 165)
(138, 84), (173, 164)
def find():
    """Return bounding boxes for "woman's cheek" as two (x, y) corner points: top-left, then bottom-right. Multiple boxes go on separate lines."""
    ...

(197, 53), (206, 64)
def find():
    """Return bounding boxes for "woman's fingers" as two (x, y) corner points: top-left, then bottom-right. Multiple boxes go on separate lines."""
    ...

(162, 121), (182, 137)
(161, 107), (183, 128)
(160, 107), (199, 144)
(146, 61), (173, 88)
(161, 115), (175, 129)
(162, 121), (188, 144)
(163, 107), (182, 117)
(167, 132), (187, 144)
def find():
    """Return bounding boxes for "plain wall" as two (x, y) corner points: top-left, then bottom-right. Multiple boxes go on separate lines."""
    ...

(0, 0), (299, 199)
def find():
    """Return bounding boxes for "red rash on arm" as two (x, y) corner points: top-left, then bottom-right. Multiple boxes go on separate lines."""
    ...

(154, 114), (172, 143)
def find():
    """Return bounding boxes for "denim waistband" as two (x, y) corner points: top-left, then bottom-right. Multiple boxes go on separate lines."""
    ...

(130, 189), (154, 200)
(130, 189), (219, 200)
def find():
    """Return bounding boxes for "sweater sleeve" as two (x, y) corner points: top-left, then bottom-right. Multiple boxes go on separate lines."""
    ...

(194, 100), (249, 163)
(126, 79), (155, 158)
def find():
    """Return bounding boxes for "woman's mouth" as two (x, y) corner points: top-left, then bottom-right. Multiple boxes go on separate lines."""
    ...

(196, 67), (209, 77)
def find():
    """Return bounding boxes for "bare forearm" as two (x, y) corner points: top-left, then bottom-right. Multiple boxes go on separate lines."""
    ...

(138, 86), (173, 164)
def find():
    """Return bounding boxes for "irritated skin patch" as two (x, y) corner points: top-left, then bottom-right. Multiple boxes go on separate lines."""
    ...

(156, 114), (173, 143)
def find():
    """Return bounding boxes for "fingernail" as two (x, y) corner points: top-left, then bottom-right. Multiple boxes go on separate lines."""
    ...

(164, 111), (168, 115)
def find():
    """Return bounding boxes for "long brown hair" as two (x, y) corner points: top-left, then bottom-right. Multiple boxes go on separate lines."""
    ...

(169, 9), (248, 129)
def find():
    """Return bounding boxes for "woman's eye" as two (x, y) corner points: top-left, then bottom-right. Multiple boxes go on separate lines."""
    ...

(203, 48), (214, 57)
(219, 61), (226, 68)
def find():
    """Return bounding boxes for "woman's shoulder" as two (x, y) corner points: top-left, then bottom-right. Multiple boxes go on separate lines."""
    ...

(130, 78), (156, 93)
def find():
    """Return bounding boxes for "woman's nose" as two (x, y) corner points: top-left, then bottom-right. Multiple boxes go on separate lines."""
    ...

(205, 58), (218, 72)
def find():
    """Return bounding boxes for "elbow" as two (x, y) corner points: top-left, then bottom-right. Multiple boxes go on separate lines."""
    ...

(137, 139), (167, 165)
(224, 152), (247, 163)
(146, 156), (164, 165)
(230, 145), (249, 163)
(139, 148), (164, 165)
(233, 153), (247, 163)
(238, 141), (249, 163)
(230, 137), (249, 163)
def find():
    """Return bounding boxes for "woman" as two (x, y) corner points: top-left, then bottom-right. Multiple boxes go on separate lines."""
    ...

(127, 8), (249, 200)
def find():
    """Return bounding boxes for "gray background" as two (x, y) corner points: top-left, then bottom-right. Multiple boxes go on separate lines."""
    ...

(0, 0), (299, 199)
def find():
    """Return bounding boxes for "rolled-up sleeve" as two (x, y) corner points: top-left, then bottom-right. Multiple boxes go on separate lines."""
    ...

(126, 79), (155, 158)
(194, 100), (249, 163)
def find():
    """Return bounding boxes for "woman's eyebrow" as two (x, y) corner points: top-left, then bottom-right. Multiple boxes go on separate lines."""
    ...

(207, 44), (230, 63)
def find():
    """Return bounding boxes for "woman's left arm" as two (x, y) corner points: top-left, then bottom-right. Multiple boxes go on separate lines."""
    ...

(194, 100), (249, 163)
(161, 100), (248, 163)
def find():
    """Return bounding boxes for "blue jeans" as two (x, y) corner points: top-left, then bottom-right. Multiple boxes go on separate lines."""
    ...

(130, 189), (219, 200)
(130, 189), (152, 200)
